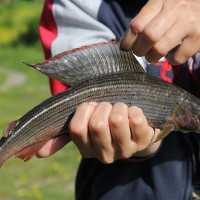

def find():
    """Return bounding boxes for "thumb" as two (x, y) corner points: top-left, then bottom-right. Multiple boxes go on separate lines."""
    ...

(36, 135), (71, 158)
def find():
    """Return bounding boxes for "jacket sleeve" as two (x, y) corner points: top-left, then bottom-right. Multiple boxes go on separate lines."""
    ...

(51, 0), (116, 57)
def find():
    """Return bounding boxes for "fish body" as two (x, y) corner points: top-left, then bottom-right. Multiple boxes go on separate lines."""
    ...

(0, 42), (200, 167)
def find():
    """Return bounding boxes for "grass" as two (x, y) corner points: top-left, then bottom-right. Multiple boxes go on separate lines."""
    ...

(0, 42), (80, 200)
(0, 73), (7, 85)
(0, 2), (80, 198)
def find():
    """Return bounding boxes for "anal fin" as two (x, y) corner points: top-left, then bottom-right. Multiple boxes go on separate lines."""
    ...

(14, 141), (48, 162)
(154, 124), (174, 143)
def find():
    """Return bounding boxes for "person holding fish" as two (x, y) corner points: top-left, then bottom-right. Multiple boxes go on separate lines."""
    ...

(29, 0), (200, 199)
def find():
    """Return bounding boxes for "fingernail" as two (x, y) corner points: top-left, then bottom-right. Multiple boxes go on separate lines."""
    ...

(89, 102), (98, 107)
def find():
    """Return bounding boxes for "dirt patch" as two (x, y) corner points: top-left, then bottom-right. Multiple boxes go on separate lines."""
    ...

(0, 67), (27, 92)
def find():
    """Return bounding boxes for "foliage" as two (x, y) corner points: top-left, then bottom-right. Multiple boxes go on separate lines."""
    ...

(0, 1), (80, 200)
(0, 0), (42, 46)
(0, 42), (80, 200)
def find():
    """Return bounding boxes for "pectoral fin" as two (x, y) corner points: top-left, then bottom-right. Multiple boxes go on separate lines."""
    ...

(154, 124), (174, 143)
(14, 141), (48, 162)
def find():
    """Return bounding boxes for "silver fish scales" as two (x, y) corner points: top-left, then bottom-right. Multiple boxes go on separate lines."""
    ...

(0, 42), (200, 167)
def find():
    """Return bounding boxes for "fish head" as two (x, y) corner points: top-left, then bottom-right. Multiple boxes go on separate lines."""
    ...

(173, 94), (200, 133)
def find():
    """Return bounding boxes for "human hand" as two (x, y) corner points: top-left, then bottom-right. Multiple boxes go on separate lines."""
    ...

(37, 102), (161, 164)
(69, 102), (161, 163)
(120, 0), (200, 65)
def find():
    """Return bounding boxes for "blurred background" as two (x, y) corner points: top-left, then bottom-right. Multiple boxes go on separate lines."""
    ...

(0, 0), (80, 199)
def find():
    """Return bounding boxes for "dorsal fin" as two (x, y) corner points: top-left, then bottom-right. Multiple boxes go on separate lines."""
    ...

(24, 42), (145, 86)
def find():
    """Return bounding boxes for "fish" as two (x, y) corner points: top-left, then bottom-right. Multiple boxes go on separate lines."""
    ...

(0, 41), (200, 167)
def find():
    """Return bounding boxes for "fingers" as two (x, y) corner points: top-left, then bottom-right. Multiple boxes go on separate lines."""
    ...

(36, 103), (161, 163)
(69, 102), (97, 157)
(128, 106), (152, 150)
(145, 22), (187, 63)
(69, 102), (161, 164)
(167, 36), (200, 65)
(70, 102), (114, 163)
(120, 0), (200, 64)
(120, 0), (163, 51)
(89, 103), (114, 163)
(36, 135), (71, 158)
(109, 103), (134, 159)
(132, 11), (176, 58)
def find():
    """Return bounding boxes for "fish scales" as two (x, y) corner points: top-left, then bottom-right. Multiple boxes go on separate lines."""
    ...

(2, 74), (182, 139)
(0, 73), (185, 163)
(0, 42), (200, 167)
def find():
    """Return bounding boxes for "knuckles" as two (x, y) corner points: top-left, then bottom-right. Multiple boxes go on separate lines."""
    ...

(70, 103), (153, 163)
(89, 102), (112, 133)
(128, 107), (144, 126)
(69, 102), (94, 137)
(151, 44), (167, 57)
(129, 19), (144, 37)
(142, 27), (159, 44)
(109, 103), (128, 128)
(177, 1), (193, 14)
(109, 113), (126, 128)
(89, 118), (107, 134)
(69, 121), (85, 139)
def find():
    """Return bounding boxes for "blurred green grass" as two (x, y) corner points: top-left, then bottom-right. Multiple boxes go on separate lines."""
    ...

(0, 1), (80, 200)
